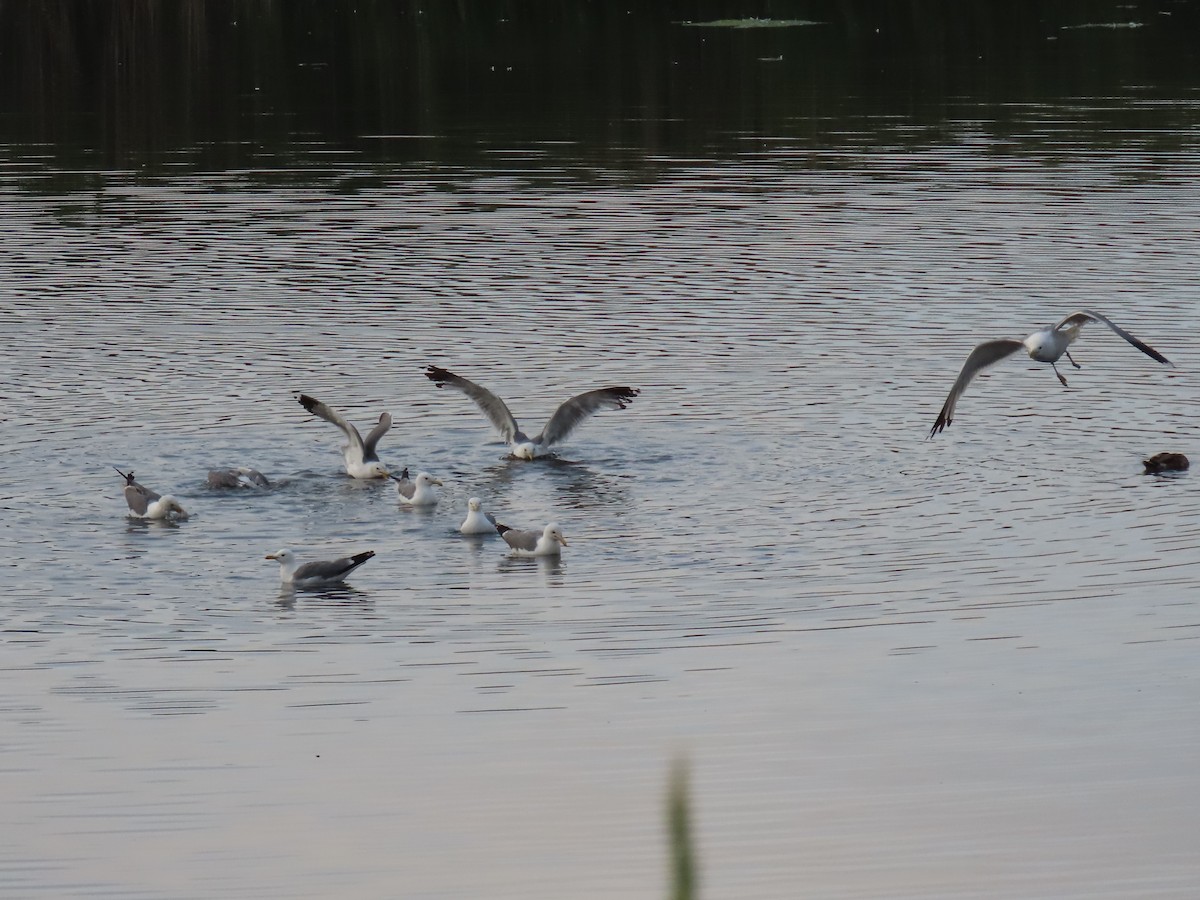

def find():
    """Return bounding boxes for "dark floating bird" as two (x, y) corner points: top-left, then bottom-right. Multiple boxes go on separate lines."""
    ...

(424, 365), (639, 459)
(930, 310), (1172, 438)
(1143, 452), (1189, 474)
(115, 468), (189, 520)
(207, 467), (270, 489)
(296, 394), (393, 478)
(264, 548), (376, 588)
(494, 520), (568, 556)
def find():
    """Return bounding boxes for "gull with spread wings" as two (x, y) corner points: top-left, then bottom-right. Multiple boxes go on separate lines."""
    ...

(424, 365), (639, 459)
(929, 310), (1172, 438)
(296, 394), (393, 478)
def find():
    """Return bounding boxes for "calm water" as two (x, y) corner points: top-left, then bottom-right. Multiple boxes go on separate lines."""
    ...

(4, 5), (1200, 899)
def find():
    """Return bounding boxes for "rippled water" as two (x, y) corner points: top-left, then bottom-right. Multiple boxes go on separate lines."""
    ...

(4, 118), (1200, 897)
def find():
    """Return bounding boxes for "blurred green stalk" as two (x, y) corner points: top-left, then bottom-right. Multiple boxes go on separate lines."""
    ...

(667, 757), (696, 900)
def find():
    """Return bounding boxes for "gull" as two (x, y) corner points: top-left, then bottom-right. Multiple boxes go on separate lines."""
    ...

(264, 548), (375, 588)
(460, 497), (497, 535)
(297, 394), (392, 478)
(424, 365), (639, 459)
(494, 520), (568, 557)
(930, 310), (1172, 437)
(115, 468), (189, 520)
(207, 467), (270, 489)
(391, 468), (442, 506)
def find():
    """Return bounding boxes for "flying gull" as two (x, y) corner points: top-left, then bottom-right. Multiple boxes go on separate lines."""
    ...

(115, 468), (189, 520)
(424, 365), (639, 459)
(264, 548), (376, 588)
(494, 520), (568, 557)
(460, 497), (497, 535)
(297, 394), (392, 478)
(391, 469), (443, 506)
(207, 467), (270, 489)
(930, 310), (1172, 437)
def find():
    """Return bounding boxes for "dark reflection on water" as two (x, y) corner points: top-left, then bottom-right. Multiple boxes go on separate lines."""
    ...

(274, 585), (374, 605)
(2, 0), (1200, 173)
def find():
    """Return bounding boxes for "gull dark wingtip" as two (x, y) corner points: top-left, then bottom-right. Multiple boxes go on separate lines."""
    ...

(424, 365), (452, 387)
(494, 522), (511, 535)
(297, 393), (319, 412)
(603, 386), (640, 409)
(928, 413), (951, 439)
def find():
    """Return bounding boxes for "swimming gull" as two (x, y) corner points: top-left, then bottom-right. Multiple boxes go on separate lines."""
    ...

(297, 394), (392, 478)
(460, 497), (497, 535)
(207, 467), (270, 489)
(424, 365), (639, 459)
(115, 468), (189, 520)
(494, 520), (568, 557)
(264, 548), (376, 587)
(930, 310), (1172, 437)
(391, 469), (443, 506)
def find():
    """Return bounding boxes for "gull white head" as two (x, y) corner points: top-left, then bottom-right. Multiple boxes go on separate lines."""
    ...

(468, 497), (482, 512)
(543, 522), (568, 549)
(360, 461), (390, 479)
(513, 442), (540, 460)
(1022, 329), (1056, 360)
(264, 548), (298, 581)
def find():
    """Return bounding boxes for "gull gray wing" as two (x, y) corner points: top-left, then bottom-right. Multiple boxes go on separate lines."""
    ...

(298, 394), (364, 453)
(929, 339), (1026, 438)
(1058, 310), (1173, 366)
(208, 467), (270, 488)
(424, 366), (522, 442)
(536, 386), (640, 446)
(391, 470), (416, 500)
(495, 523), (539, 552)
(243, 468), (271, 487)
(207, 469), (242, 488)
(116, 468), (160, 514)
(362, 413), (392, 461)
(294, 550), (375, 583)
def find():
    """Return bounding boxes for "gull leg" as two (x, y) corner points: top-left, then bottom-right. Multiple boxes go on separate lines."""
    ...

(1065, 351), (1082, 370)
(1052, 362), (1069, 387)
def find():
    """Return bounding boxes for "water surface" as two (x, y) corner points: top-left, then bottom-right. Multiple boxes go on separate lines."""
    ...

(3, 4), (1200, 898)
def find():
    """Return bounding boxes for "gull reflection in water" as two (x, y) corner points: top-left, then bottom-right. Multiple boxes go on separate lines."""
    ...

(497, 553), (564, 585)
